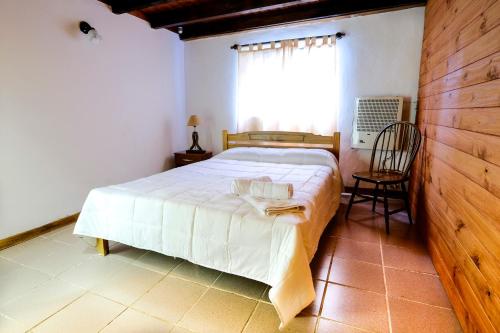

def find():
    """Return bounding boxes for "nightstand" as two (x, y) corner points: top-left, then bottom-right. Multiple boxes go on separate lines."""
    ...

(174, 151), (213, 167)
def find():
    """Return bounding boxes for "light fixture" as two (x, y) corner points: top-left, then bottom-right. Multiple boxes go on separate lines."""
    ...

(79, 21), (102, 44)
(178, 26), (183, 35)
(186, 115), (205, 153)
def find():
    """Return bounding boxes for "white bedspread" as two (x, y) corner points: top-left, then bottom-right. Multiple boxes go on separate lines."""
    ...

(74, 153), (341, 328)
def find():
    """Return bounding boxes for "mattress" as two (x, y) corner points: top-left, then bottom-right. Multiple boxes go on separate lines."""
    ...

(74, 148), (342, 328)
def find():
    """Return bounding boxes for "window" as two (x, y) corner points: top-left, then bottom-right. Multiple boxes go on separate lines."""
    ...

(237, 37), (337, 135)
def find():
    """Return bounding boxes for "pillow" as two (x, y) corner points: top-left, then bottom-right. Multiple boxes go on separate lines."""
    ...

(214, 147), (338, 168)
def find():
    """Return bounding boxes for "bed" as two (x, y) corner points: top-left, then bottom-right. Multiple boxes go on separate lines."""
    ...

(74, 130), (342, 328)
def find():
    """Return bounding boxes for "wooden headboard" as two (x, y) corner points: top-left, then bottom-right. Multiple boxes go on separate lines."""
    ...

(222, 130), (341, 161)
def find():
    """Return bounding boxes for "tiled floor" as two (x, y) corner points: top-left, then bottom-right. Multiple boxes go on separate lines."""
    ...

(0, 197), (462, 333)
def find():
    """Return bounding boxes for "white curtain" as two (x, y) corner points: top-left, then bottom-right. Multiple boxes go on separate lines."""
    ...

(237, 36), (337, 135)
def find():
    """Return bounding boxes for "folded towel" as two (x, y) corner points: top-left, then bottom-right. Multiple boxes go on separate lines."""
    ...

(249, 181), (293, 200)
(242, 195), (305, 216)
(231, 176), (272, 195)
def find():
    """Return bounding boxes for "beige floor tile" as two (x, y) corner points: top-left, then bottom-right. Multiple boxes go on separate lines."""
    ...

(333, 238), (382, 265)
(0, 236), (93, 277)
(109, 240), (119, 248)
(0, 313), (29, 333)
(132, 251), (183, 274)
(322, 283), (388, 333)
(330, 219), (380, 243)
(132, 276), (206, 323)
(53, 231), (96, 252)
(213, 273), (268, 299)
(101, 308), (173, 333)
(43, 223), (92, 248)
(171, 261), (221, 286)
(385, 267), (451, 308)
(382, 244), (436, 274)
(310, 253), (332, 281)
(316, 318), (368, 333)
(32, 293), (125, 333)
(0, 264), (51, 306)
(243, 302), (316, 333)
(92, 264), (164, 305)
(47, 224), (77, 240)
(329, 257), (385, 294)
(0, 237), (63, 264)
(300, 280), (325, 316)
(261, 286), (271, 303)
(25, 243), (92, 277)
(41, 224), (75, 239)
(180, 288), (257, 333)
(108, 243), (148, 263)
(0, 278), (84, 329)
(58, 255), (129, 289)
(170, 326), (196, 333)
(0, 257), (21, 274)
(282, 316), (317, 333)
(389, 297), (462, 333)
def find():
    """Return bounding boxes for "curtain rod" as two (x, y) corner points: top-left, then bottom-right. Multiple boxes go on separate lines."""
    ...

(230, 32), (345, 50)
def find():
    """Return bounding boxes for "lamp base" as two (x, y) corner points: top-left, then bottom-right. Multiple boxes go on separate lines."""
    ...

(186, 149), (206, 154)
(188, 130), (205, 154)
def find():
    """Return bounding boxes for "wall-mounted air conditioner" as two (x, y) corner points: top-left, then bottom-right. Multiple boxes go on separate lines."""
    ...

(351, 96), (403, 149)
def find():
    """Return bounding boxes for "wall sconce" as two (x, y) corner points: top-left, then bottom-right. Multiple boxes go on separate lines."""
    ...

(79, 21), (102, 44)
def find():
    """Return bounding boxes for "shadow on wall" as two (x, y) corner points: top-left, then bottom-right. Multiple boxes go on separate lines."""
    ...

(162, 157), (174, 170)
(63, 21), (81, 39)
(402, 97), (415, 122)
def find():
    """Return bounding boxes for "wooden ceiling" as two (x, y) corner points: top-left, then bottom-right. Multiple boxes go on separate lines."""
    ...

(99, 0), (427, 40)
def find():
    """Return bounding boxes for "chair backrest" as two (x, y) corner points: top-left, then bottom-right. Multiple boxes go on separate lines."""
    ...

(369, 122), (421, 177)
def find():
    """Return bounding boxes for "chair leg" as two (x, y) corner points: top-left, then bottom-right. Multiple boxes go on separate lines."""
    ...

(345, 179), (360, 220)
(383, 185), (390, 234)
(401, 182), (413, 225)
(372, 184), (379, 212)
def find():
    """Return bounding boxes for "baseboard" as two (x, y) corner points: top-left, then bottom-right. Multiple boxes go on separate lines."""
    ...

(0, 213), (79, 251)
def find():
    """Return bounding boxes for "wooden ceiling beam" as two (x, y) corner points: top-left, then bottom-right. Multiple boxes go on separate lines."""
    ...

(106, 0), (177, 15)
(172, 0), (426, 40)
(148, 0), (310, 29)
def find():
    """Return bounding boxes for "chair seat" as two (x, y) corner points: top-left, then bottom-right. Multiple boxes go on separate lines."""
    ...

(352, 171), (407, 184)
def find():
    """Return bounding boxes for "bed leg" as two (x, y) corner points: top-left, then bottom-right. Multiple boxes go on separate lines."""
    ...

(96, 238), (109, 256)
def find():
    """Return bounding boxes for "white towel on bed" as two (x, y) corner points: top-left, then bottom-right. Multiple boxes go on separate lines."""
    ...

(249, 181), (293, 200)
(230, 176), (272, 195)
(242, 195), (305, 216)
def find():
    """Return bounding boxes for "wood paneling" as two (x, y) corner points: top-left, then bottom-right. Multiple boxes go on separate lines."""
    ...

(420, 52), (500, 98)
(426, 107), (500, 136)
(410, 0), (500, 331)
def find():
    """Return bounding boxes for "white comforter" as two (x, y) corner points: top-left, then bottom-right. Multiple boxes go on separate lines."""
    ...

(74, 149), (341, 328)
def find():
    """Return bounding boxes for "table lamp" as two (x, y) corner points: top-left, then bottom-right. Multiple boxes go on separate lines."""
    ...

(187, 115), (205, 153)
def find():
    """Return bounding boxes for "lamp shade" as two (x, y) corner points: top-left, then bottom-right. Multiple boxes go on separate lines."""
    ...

(187, 115), (200, 127)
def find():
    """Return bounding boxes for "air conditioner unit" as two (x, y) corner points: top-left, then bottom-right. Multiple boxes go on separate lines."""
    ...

(351, 96), (403, 149)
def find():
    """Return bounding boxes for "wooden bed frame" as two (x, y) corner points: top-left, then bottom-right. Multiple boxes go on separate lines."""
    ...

(222, 130), (341, 161)
(95, 130), (341, 256)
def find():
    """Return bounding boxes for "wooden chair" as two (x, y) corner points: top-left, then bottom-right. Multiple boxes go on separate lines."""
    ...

(345, 122), (422, 234)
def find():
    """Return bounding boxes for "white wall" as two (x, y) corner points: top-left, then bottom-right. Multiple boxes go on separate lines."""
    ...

(0, 0), (186, 238)
(184, 7), (425, 186)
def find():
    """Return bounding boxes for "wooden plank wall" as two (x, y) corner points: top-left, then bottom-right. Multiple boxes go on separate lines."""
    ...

(409, 0), (500, 332)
